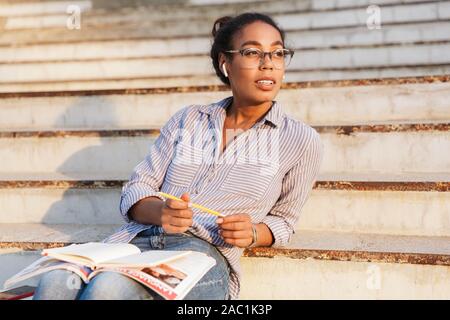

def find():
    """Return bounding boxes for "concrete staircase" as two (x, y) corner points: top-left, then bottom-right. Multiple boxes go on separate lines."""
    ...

(1, 0), (450, 92)
(0, 0), (449, 299)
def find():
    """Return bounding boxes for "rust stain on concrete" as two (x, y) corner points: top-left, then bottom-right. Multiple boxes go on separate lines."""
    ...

(243, 247), (450, 266)
(0, 123), (447, 138)
(315, 181), (450, 192)
(0, 242), (68, 250)
(315, 123), (450, 135)
(0, 75), (448, 98)
(0, 180), (448, 192)
(0, 129), (160, 138)
(283, 75), (450, 90)
(2, 242), (449, 266)
(0, 180), (125, 189)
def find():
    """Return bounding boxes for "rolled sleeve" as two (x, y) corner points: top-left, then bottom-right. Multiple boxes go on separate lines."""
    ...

(119, 106), (189, 223)
(262, 129), (324, 247)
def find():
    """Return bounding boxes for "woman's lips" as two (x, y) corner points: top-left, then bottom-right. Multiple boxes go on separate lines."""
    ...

(255, 80), (275, 91)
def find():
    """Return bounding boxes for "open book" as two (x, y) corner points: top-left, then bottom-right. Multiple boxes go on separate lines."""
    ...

(3, 242), (216, 300)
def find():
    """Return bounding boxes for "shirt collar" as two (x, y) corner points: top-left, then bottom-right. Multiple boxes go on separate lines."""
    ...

(199, 96), (284, 128)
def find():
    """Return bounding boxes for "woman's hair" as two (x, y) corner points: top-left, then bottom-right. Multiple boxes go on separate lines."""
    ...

(210, 12), (286, 86)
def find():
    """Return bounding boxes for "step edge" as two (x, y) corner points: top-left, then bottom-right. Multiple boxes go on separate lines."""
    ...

(0, 122), (449, 138)
(0, 75), (448, 98)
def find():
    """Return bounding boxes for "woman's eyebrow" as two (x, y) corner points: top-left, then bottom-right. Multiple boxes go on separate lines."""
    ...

(240, 40), (284, 47)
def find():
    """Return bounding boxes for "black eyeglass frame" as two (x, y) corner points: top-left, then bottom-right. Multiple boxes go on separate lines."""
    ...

(223, 47), (295, 69)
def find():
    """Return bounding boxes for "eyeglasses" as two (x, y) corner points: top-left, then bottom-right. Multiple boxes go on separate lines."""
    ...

(224, 47), (294, 69)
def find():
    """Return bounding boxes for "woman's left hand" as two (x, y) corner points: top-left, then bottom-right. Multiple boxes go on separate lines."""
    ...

(216, 214), (254, 248)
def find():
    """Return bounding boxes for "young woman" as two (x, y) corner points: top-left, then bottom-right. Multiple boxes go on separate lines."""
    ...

(33, 12), (323, 300)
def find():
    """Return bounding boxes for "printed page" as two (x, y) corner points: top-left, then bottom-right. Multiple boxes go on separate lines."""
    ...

(157, 251), (216, 299)
(90, 267), (180, 300)
(96, 250), (192, 269)
(42, 242), (141, 267)
(90, 251), (216, 300)
(3, 256), (92, 290)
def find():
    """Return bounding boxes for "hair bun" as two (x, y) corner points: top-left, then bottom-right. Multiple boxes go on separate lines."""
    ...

(212, 16), (232, 38)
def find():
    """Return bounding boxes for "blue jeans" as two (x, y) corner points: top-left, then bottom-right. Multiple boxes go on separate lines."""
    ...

(33, 229), (231, 300)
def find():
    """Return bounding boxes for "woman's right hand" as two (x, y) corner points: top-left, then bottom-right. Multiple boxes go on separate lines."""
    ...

(160, 192), (193, 234)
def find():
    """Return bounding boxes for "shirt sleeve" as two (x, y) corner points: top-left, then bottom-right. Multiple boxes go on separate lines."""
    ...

(119, 106), (189, 223)
(262, 129), (324, 247)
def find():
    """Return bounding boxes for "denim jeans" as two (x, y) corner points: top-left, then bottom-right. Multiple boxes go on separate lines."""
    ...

(33, 229), (231, 300)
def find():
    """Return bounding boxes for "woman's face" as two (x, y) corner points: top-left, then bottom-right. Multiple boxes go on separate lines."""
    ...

(220, 21), (286, 105)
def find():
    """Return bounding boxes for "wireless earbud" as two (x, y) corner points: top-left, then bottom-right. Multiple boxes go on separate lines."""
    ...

(222, 62), (228, 78)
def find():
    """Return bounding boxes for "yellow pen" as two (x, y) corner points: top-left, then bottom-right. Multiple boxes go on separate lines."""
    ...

(158, 192), (225, 218)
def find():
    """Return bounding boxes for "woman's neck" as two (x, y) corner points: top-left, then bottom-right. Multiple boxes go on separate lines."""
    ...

(226, 98), (273, 127)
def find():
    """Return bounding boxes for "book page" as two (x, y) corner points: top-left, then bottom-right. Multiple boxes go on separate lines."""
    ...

(42, 242), (141, 267)
(157, 251), (216, 299)
(96, 250), (192, 269)
(3, 256), (92, 290)
(90, 267), (180, 300)
(90, 251), (216, 300)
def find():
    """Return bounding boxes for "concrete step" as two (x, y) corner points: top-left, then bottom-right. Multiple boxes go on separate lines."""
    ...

(0, 0), (437, 19)
(0, 0), (312, 20)
(2, 1), (448, 36)
(0, 1), (450, 46)
(0, 248), (42, 291)
(1, 229), (449, 298)
(240, 230), (450, 299)
(0, 129), (158, 177)
(0, 1), (93, 17)
(0, 178), (124, 225)
(0, 224), (115, 288)
(0, 123), (448, 176)
(1, 77), (449, 130)
(3, 20), (450, 63)
(2, 42), (449, 84)
(0, 173), (448, 236)
(0, 223), (118, 245)
(3, 67), (450, 92)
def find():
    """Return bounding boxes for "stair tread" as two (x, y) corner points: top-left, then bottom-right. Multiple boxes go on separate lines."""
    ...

(0, 223), (120, 244)
(0, 122), (448, 136)
(0, 75), (448, 97)
(1, 72), (449, 93)
(0, 224), (448, 264)
(285, 230), (450, 256)
(1, 120), (449, 133)
(0, 172), (449, 183)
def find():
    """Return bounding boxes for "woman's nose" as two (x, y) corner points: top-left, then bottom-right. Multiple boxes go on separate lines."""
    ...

(259, 55), (274, 69)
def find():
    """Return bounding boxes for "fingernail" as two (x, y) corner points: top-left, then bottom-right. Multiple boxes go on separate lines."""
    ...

(216, 218), (223, 224)
(187, 202), (192, 208)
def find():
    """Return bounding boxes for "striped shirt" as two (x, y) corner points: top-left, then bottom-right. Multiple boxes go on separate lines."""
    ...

(103, 95), (324, 299)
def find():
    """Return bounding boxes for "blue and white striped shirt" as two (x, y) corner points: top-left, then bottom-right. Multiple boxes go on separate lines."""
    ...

(103, 95), (324, 299)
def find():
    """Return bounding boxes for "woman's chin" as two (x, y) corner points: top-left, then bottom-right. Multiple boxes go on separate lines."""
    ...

(234, 85), (279, 105)
(251, 89), (278, 102)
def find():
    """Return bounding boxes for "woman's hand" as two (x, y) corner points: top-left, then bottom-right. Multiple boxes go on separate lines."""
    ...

(160, 192), (193, 234)
(216, 213), (254, 248)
